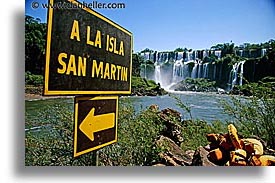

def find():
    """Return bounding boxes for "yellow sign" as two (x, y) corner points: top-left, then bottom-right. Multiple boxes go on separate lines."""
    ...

(74, 96), (118, 157)
(44, 0), (132, 95)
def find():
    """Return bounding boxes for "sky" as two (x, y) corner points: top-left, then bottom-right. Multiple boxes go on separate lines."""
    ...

(25, 0), (275, 52)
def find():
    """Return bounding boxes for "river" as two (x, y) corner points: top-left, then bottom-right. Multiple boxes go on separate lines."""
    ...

(25, 91), (235, 128)
(125, 91), (233, 122)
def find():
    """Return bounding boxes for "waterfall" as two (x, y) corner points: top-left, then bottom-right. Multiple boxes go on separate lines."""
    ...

(261, 48), (267, 57)
(198, 63), (203, 78)
(240, 50), (244, 57)
(165, 53), (168, 62)
(228, 61), (246, 89)
(214, 50), (221, 59)
(239, 61), (245, 85)
(231, 63), (239, 86)
(157, 52), (166, 63)
(203, 63), (209, 78)
(154, 64), (161, 85)
(177, 52), (184, 60)
(213, 64), (216, 80)
(139, 49), (251, 92)
(144, 52), (150, 60)
(185, 51), (191, 61)
(203, 50), (209, 59)
(194, 50), (198, 60)
(172, 60), (190, 83)
(191, 63), (198, 78)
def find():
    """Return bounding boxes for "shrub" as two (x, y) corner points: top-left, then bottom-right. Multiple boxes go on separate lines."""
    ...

(99, 100), (165, 166)
(25, 71), (44, 86)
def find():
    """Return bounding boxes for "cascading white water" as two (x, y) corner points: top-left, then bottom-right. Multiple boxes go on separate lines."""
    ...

(172, 60), (190, 83)
(239, 50), (243, 57)
(203, 50), (209, 59)
(194, 50), (198, 60)
(261, 48), (267, 57)
(144, 52), (150, 60)
(214, 50), (222, 59)
(154, 64), (161, 85)
(177, 52), (184, 60)
(198, 63), (203, 78)
(231, 63), (239, 86)
(185, 51), (193, 62)
(191, 63), (198, 78)
(165, 52), (169, 63)
(203, 63), (209, 78)
(228, 61), (246, 88)
(239, 61), (245, 85)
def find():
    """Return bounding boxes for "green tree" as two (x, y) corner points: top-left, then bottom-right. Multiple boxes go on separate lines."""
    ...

(132, 54), (144, 76)
(25, 15), (47, 74)
(174, 47), (184, 52)
(140, 48), (154, 53)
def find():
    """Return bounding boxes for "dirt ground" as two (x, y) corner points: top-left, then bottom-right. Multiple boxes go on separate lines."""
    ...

(25, 93), (73, 101)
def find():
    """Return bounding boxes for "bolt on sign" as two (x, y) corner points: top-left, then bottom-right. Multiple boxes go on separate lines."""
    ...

(44, 0), (133, 95)
(74, 96), (118, 157)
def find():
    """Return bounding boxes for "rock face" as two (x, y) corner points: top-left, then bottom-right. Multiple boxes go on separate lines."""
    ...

(244, 59), (275, 83)
(158, 108), (183, 146)
(155, 136), (194, 166)
(155, 136), (216, 166)
(152, 105), (216, 166)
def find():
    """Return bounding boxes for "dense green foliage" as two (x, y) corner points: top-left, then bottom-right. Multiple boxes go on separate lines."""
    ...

(231, 77), (275, 97)
(131, 76), (167, 95)
(180, 120), (227, 151)
(25, 71), (44, 86)
(99, 101), (164, 165)
(171, 77), (217, 92)
(25, 104), (75, 165)
(131, 76), (157, 89)
(25, 15), (46, 74)
(132, 54), (144, 76)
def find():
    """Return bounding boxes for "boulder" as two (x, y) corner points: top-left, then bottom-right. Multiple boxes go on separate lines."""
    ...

(191, 146), (217, 166)
(155, 135), (193, 166)
(158, 108), (183, 145)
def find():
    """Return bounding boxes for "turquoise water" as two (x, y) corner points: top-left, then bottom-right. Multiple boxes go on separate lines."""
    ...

(123, 91), (233, 122)
(25, 91), (234, 128)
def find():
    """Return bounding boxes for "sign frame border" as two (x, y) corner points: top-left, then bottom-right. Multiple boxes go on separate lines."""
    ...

(73, 95), (118, 157)
(44, 0), (133, 96)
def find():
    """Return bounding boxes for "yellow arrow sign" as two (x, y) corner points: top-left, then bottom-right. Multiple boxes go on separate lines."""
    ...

(79, 107), (115, 141)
